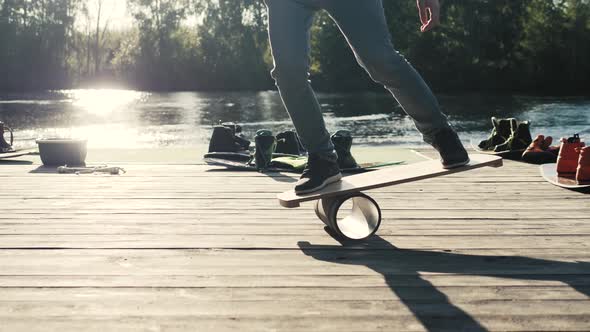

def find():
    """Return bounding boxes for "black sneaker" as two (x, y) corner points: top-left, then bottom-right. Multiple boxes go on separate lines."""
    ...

(494, 119), (532, 152)
(276, 130), (306, 156)
(331, 130), (359, 169)
(430, 128), (470, 169)
(222, 122), (251, 151)
(208, 123), (250, 153)
(478, 117), (512, 151)
(295, 153), (342, 195)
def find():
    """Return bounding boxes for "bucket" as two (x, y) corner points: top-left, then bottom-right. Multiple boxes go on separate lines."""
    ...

(36, 139), (87, 166)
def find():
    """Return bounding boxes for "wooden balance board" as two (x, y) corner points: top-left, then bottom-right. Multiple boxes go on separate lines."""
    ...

(0, 149), (36, 160)
(540, 163), (590, 190)
(277, 154), (503, 241)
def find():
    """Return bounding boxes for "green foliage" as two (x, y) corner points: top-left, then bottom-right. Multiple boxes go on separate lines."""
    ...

(0, 0), (83, 90)
(123, 0), (188, 89)
(191, 0), (270, 90)
(517, 0), (590, 92)
(0, 0), (589, 94)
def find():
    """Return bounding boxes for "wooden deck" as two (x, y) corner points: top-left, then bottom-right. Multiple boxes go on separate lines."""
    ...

(1, 150), (589, 331)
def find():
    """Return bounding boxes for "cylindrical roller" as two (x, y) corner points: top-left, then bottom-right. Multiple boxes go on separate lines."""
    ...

(314, 193), (381, 240)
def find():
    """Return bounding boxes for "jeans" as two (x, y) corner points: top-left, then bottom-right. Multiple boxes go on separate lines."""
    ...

(265, 0), (452, 155)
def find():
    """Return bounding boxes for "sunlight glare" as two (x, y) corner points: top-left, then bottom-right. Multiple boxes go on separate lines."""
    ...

(67, 89), (146, 116)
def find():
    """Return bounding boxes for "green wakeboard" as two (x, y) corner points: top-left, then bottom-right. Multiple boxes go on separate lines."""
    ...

(204, 152), (403, 174)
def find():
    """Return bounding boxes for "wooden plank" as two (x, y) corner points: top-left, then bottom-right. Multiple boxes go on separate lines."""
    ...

(0, 191), (586, 198)
(1, 273), (590, 288)
(0, 315), (589, 332)
(0, 217), (588, 224)
(2, 224), (590, 236)
(0, 181), (560, 190)
(0, 234), (589, 249)
(0, 297), (589, 317)
(1, 210), (589, 220)
(1, 197), (587, 209)
(1, 286), (588, 302)
(1, 249), (589, 275)
(1, 153), (589, 332)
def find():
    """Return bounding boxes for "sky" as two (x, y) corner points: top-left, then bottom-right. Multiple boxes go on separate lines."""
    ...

(83, 0), (133, 30)
(78, 0), (198, 30)
(106, 0), (132, 28)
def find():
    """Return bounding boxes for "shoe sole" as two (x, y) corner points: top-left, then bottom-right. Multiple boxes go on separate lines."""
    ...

(443, 158), (470, 170)
(295, 173), (343, 195)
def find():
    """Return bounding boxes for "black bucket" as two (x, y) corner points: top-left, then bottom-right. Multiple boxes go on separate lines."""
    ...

(36, 139), (87, 166)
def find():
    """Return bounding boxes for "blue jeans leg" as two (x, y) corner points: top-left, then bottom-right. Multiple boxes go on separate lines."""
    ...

(265, 0), (336, 157)
(325, 0), (452, 144)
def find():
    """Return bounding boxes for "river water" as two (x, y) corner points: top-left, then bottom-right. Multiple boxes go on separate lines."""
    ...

(0, 89), (588, 149)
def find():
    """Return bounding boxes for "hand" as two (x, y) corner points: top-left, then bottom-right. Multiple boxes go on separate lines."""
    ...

(417, 0), (440, 32)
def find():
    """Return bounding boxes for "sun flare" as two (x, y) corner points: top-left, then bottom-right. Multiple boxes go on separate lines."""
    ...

(66, 89), (146, 116)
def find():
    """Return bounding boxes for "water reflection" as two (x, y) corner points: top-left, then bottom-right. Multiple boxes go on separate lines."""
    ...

(0, 89), (588, 149)
(67, 89), (146, 116)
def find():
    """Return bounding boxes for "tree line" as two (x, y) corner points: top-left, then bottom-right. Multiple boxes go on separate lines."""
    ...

(0, 0), (589, 94)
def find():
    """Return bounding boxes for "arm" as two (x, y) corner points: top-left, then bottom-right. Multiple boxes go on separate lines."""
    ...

(417, 0), (440, 32)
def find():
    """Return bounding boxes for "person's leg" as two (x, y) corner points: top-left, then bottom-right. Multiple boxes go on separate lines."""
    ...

(324, 0), (468, 167)
(265, 0), (341, 194)
(265, 0), (335, 157)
